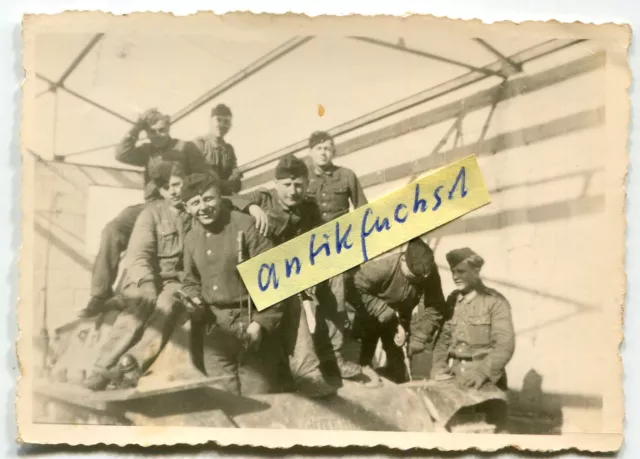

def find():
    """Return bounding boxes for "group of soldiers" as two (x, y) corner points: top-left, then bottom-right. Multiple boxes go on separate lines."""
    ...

(74, 103), (516, 420)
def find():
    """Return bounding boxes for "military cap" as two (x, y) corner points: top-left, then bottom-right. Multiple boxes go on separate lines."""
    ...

(405, 237), (435, 277)
(275, 154), (309, 180)
(211, 103), (232, 118)
(308, 130), (334, 149)
(148, 160), (184, 187)
(181, 172), (221, 203)
(446, 247), (484, 269)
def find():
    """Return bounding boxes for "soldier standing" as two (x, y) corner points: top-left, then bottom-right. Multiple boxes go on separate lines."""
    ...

(237, 154), (361, 392)
(181, 173), (285, 395)
(431, 248), (515, 431)
(78, 109), (207, 318)
(304, 131), (368, 375)
(193, 104), (243, 196)
(351, 238), (447, 383)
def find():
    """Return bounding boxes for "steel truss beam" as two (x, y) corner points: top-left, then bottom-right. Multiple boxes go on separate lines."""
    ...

(170, 36), (314, 124)
(239, 38), (587, 179)
(473, 38), (522, 74)
(350, 36), (506, 78)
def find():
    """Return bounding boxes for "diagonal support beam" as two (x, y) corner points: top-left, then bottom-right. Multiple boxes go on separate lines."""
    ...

(171, 36), (314, 125)
(57, 33), (105, 87)
(350, 36), (506, 78)
(239, 39), (587, 176)
(474, 38), (523, 74)
(36, 73), (134, 124)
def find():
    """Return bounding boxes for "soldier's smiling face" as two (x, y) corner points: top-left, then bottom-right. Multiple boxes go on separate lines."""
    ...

(275, 176), (308, 208)
(185, 185), (223, 225)
(451, 261), (481, 291)
(309, 140), (335, 168)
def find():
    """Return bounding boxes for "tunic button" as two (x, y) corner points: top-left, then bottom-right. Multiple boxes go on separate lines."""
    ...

(207, 249), (212, 255)
(213, 285), (218, 291)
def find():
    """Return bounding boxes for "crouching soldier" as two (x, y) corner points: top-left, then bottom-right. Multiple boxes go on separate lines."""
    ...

(84, 161), (197, 390)
(351, 238), (447, 383)
(181, 173), (285, 395)
(431, 248), (515, 431)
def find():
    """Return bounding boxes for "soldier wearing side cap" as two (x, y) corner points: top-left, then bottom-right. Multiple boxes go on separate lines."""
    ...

(234, 154), (360, 395)
(431, 248), (515, 430)
(181, 172), (285, 395)
(350, 238), (447, 383)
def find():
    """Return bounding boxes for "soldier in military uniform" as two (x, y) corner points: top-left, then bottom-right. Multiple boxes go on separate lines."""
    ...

(78, 109), (207, 318)
(350, 238), (447, 383)
(193, 104), (243, 196)
(181, 173), (285, 395)
(236, 154), (361, 390)
(84, 161), (197, 390)
(431, 248), (515, 431)
(304, 130), (368, 372)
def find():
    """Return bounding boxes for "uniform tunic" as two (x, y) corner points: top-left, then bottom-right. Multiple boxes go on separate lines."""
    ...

(116, 128), (207, 201)
(193, 135), (243, 195)
(431, 283), (515, 385)
(306, 163), (368, 223)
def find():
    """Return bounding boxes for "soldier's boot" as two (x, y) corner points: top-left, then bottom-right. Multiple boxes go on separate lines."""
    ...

(336, 356), (362, 380)
(83, 371), (111, 391)
(295, 373), (338, 399)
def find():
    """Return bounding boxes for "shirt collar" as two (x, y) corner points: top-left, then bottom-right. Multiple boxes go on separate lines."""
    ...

(312, 162), (337, 177)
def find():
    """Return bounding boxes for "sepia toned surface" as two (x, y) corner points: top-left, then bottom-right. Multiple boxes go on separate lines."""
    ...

(17, 12), (629, 451)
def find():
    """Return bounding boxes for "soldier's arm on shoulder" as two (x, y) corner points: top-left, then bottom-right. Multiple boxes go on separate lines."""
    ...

(347, 168), (368, 208)
(480, 295), (516, 384)
(244, 217), (275, 257)
(181, 234), (202, 298)
(115, 129), (149, 167)
(124, 206), (157, 286)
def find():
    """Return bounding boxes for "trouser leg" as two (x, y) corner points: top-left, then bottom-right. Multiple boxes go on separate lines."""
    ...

(201, 323), (242, 395)
(322, 275), (347, 356)
(92, 295), (154, 371)
(125, 281), (182, 372)
(284, 297), (322, 381)
(90, 204), (146, 299)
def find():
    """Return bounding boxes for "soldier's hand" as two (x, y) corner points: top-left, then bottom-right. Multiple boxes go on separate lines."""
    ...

(456, 369), (488, 389)
(248, 205), (270, 236)
(246, 321), (263, 352)
(394, 323), (407, 347)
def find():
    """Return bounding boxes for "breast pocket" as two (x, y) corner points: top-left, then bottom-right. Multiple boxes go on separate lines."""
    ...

(330, 185), (350, 208)
(158, 221), (181, 255)
(466, 315), (492, 347)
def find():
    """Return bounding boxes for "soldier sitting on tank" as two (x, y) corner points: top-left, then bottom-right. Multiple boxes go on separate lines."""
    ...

(430, 248), (515, 432)
(83, 161), (204, 391)
(349, 238), (447, 384)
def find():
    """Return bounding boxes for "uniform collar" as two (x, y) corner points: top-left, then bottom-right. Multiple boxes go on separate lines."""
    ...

(312, 162), (338, 177)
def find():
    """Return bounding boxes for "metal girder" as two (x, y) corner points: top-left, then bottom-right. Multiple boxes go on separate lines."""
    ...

(57, 33), (105, 88)
(36, 73), (135, 125)
(170, 36), (314, 125)
(350, 36), (506, 78)
(473, 38), (522, 74)
(239, 38), (587, 177)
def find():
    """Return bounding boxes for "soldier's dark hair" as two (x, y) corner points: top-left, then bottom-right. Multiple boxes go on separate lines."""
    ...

(211, 104), (232, 118)
(308, 130), (334, 149)
(145, 109), (171, 126)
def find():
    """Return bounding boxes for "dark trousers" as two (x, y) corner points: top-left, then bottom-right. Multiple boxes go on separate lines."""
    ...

(198, 308), (282, 396)
(314, 276), (347, 361)
(93, 281), (182, 372)
(358, 317), (407, 383)
(90, 203), (149, 299)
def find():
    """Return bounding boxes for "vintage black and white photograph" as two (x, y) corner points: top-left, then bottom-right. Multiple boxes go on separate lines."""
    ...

(17, 13), (628, 451)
